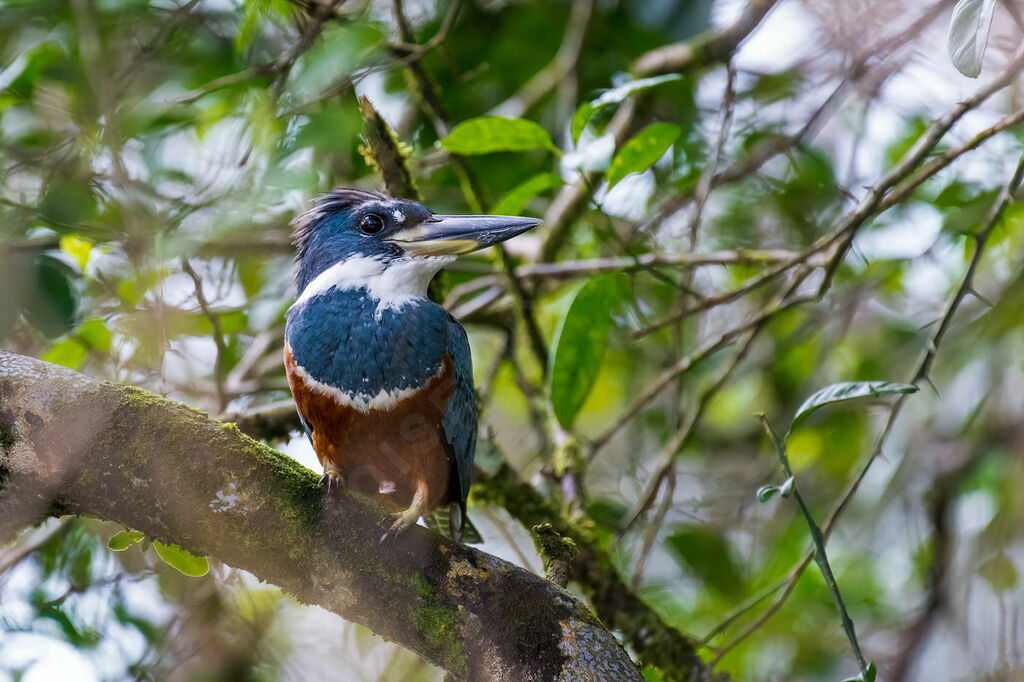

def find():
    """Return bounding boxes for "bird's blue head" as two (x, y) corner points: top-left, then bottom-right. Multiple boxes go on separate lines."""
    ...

(291, 189), (541, 296)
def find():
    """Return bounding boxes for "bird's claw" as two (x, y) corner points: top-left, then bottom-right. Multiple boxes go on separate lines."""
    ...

(379, 510), (419, 544)
(319, 468), (343, 496)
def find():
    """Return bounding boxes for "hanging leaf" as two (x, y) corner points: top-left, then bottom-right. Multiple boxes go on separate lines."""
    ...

(756, 484), (780, 503)
(439, 117), (558, 155)
(757, 476), (795, 503)
(948, 0), (997, 78)
(571, 74), (682, 143)
(107, 530), (146, 551)
(606, 122), (681, 189)
(492, 173), (563, 216)
(25, 254), (79, 338)
(153, 541), (210, 577)
(548, 275), (627, 429)
(789, 381), (918, 436)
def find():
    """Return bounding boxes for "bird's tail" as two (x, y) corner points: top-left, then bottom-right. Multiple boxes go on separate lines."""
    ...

(424, 503), (483, 544)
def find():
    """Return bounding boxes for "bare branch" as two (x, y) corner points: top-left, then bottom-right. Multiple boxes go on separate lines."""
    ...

(632, 0), (780, 76)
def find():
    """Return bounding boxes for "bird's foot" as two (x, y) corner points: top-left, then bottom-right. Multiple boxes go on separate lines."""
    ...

(379, 478), (429, 543)
(379, 507), (421, 544)
(319, 468), (343, 496)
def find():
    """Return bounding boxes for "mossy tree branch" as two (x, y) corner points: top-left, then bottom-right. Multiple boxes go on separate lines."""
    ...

(0, 351), (641, 682)
(223, 403), (722, 680)
(476, 464), (723, 681)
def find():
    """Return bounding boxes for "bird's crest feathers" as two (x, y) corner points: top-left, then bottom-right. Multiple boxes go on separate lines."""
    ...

(291, 188), (389, 262)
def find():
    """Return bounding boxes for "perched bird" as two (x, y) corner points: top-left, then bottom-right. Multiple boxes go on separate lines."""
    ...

(283, 189), (540, 542)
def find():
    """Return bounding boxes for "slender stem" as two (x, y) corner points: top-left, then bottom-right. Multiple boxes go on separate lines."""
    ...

(758, 415), (870, 679)
(182, 259), (228, 413)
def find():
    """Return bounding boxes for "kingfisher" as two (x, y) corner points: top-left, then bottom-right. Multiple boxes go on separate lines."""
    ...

(283, 189), (540, 542)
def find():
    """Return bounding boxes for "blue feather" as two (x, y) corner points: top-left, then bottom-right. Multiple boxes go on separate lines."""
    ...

(285, 288), (448, 397)
(441, 313), (477, 506)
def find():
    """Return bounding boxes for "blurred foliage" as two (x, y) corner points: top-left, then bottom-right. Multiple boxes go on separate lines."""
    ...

(3, 0), (1024, 680)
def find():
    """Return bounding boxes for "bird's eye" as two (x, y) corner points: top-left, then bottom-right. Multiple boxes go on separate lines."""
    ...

(358, 214), (385, 235)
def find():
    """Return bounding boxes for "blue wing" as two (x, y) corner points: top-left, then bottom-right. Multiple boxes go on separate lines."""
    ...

(296, 410), (314, 446)
(441, 313), (477, 507)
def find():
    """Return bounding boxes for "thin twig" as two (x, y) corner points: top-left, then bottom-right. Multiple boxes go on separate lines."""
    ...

(880, 107), (1024, 213)
(710, 150), (1024, 666)
(271, 0), (347, 98)
(591, 288), (817, 453)
(490, 0), (594, 119)
(629, 467), (675, 589)
(688, 61), (737, 249)
(182, 259), (228, 412)
(632, 0), (780, 76)
(618, 265), (813, 526)
(443, 248), (824, 306)
(758, 414), (870, 679)
(636, 43), (1024, 340)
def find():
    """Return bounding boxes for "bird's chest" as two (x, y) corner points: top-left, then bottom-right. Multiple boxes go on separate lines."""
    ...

(283, 290), (455, 507)
(285, 289), (449, 404)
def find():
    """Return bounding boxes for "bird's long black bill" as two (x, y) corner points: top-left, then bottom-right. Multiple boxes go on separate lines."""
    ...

(386, 214), (541, 256)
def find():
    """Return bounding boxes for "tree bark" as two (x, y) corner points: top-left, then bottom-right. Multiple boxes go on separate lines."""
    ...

(0, 351), (642, 681)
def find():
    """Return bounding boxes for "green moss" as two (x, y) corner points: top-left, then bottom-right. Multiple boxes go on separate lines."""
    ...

(411, 574), (468, 677)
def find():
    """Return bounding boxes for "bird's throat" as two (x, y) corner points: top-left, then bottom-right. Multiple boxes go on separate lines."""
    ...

(294, 255), (454, 312)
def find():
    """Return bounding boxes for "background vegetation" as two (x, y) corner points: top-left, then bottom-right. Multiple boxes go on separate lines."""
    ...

(2, 0), (1024, 679)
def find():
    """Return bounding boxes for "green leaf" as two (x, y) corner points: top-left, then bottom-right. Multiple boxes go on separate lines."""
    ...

(606, 122), (681, 188)
(107, 530), (146, 551)
(789, 381), (918, 436)
(492, 173), (563, 216)
(153, 541), (210, 577)
(59, 235), (93, 271)
(572, 74), (682, 143)
(758, 476), (795, 503)
(237, 0), (271, 52)
(980, 552), (1018, 593)
(548, 275), (627, 429)
(948, 0), (996, 78)
(42, 338), (88, 369)
(440, 117), (557, 155)
(238, 259), (266, 298)
(25, 254), (79, 338)
(641, 665), (665, 682)
(76, 318), (112, 352)
(570, 103), (596, 145)
(237, 587), (283, 622)
(39, 603), (100, 648)
(665, 526), (743, 595)
(0, 42), (63, 100)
